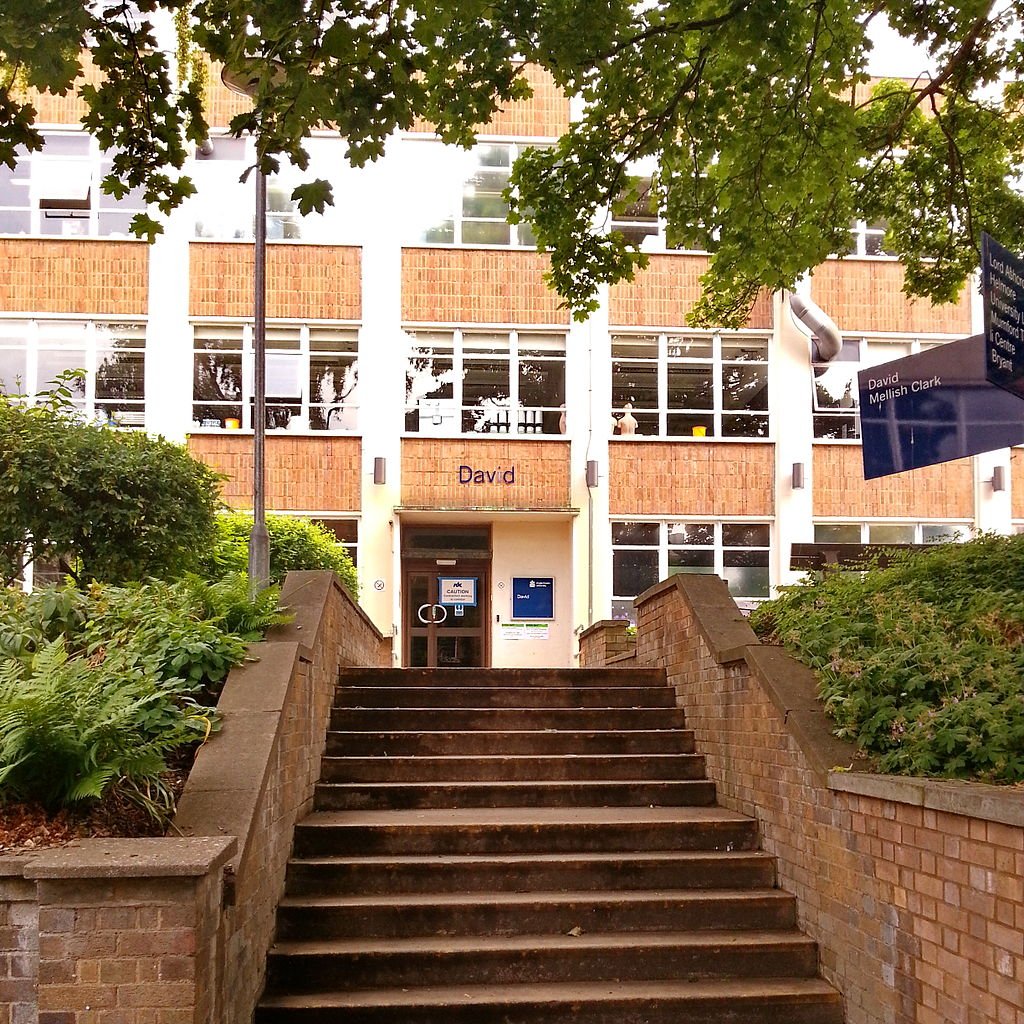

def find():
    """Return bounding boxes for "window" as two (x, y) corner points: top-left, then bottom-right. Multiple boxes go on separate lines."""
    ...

(610, 174), (660, 248)
(313, 518), (359, 566)
(611, 520), (771, 621)
(846, 220), (894, 257)
(0, 133), (147, 237)
(612, 333), (769, 438)
(0, 319), (146, 426)
(813, 522), (968, 545)
(192, 323), (358, 431)
(416, 143), (538, 247)
(812, 337), (948, 440)
(405, 329), (565, 435)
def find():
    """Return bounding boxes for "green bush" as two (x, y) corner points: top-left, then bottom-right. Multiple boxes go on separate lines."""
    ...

(750, 534), (1024, 783)
(0, 575), (289, 815)
(0, 385), (223, 586)
(201, 511), (358, 598)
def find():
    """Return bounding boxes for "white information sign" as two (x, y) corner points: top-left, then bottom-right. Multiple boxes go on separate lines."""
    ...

(438, 577), (477, 606)
(500, 622), (550, 641)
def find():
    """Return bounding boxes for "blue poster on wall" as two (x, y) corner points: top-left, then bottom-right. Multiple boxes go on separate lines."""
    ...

(858, 333), (1024, 479)
(511, 577), (554, 620)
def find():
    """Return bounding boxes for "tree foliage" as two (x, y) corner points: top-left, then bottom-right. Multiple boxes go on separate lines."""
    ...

(0, 390), (223, 586)
(4, 1), (1024, 322)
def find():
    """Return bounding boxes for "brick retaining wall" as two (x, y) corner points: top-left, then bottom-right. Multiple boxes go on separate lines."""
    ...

(585, 575), (1024, 1024)
(0, 570), (390, 1024)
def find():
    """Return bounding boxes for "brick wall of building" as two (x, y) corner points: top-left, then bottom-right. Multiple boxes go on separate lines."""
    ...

(1012, 450), (1024, 522)
(0, 240), (149, 315)
(402, 438), (571, 508)
(28, 54), (102, 126)
(187, 434), (362, 511)
(401, 249), (569, 325)
(609, 442), (774, 516)
(409, 63), (570, 138)
(609, 255), (775, 330)
(189, 243), (361, 320)
(625, 574), (1024, 1024)
(813, 445), (974, 519)
(810, 260), (973, 335)
(204, 61), (253, 131)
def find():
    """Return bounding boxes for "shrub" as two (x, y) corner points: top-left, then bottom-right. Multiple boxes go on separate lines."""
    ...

(0, 388), (223, 586)
(201, 511), (358, 597)
(0, 575), (289, 816)
(750, 534), (1024, 783)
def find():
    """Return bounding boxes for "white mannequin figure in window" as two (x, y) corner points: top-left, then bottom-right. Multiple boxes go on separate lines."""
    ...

(618, 402), (638, 435)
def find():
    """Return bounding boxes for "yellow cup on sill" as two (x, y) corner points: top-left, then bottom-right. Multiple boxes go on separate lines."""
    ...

(224, 418), (241, 430)
(692, 425), (707, 437)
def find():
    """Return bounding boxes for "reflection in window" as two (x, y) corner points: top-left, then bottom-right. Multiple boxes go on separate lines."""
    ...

(0, 319), (146, 426)
(812, 337), (948, 440)
(415, 142), (539, 248)
(612, 333), (769, 439)
(611, 520), (771, 621)
(0, 132), (146, 238)
(192, 324), (358, 431)
(405, 329), (565, 436)
(813, 522), (968, 545)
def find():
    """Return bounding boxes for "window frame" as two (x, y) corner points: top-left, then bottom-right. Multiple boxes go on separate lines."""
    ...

(611, 518), (773, 621)
(812, 521), (971, 546)
(404, 327), (567, 437)
(191, 321), (360, 432)
(611, 331), (770, 440)
(0, 317), (147, 426)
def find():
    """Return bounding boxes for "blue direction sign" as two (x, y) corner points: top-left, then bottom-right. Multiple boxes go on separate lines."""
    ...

(983, 233), (1024, 400)
(859, 334), (1024, 479)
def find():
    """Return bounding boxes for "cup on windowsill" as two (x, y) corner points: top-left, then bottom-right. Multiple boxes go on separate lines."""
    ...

(224, 417), (241, 430)
(692, 425), (707, 437)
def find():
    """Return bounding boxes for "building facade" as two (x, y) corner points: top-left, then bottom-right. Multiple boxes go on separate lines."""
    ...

(2, 64), (1014, 667)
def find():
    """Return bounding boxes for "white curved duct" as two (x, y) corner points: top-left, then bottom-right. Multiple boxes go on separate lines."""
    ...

(788, 291), (843, 362)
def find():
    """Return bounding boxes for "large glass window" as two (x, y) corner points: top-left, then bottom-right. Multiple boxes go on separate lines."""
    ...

(0, 132), (147, 237)
(813, 522), (969, 545)
(405, 329), (565, 435)
(812, 337), (949, 440)
(611, 520), (771, 621)
(612, 333), (769, 438)
(192, 323), (358, 431)
(413, 142), (539, 248)
(0, 319), (146, 425)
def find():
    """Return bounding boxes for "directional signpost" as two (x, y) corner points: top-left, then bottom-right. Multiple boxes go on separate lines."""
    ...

(858, 233), (1024, 480)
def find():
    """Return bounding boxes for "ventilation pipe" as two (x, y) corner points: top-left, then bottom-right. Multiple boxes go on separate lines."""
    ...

(788, 290), (843, 362)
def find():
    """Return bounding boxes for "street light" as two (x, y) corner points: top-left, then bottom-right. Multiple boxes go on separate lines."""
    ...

(221, 66), (270, 592)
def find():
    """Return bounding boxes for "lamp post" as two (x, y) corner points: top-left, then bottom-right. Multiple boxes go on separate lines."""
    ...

(221, 67), (270, 592)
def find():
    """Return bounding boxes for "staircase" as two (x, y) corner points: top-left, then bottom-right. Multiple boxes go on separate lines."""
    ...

(255, 667), (844, 1023)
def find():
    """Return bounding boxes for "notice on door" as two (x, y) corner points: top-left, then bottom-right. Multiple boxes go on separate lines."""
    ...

(438, 577), (477, 607)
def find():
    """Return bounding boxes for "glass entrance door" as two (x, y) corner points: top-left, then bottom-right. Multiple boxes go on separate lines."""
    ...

(403, 561), (490, 667)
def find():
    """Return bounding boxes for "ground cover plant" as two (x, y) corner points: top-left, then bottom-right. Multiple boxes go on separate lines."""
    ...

(0, 574), (288, 821)
(749, 533), (1024, 783)
(201, 511), (358, 598)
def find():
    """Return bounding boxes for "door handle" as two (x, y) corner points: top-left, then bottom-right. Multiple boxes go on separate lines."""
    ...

(417, 603), (449, 624)
(432, 604), (448, 623)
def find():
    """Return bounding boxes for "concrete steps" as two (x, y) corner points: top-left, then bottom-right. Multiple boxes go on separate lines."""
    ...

(256, 667), (844, 1024)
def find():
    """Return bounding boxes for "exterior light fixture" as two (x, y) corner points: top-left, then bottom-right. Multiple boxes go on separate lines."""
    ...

(586, 460), (599, 487)
(992, 466), (1007, 492)
(792, 462), (805, 489)
(373, 457), (387, 485)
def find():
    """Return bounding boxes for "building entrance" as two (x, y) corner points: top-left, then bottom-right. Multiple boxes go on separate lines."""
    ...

(401, 526), (491, 668)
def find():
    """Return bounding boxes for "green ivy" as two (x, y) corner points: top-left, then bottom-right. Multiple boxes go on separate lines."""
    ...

(750, 534), (1024, 783)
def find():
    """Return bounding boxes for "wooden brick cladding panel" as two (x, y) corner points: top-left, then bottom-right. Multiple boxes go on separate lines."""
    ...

(402, 438), (571, 508)
(204, 61), (254, 130)
(0, 239), (148, 314)
(810, 260), (972, 335)
(1013, 450), (1024, 521)
(188, 435), (362, 511)
(813, 444), (973, 518)
(402, 249), (570, 324)
(189, 243), (361, 319)
(609, 442), (775, 516)
(609, 254), (775, 329)
(29, 54), (103, 125)
(409, 64), (570, 138)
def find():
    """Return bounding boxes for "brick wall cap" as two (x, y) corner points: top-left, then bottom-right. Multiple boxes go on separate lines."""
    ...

(638, 575), (756, 663)
(608, 650), (638, 666)
(830, 771), (1024, 826)
(22, 836), (236, 879)
(0, 853), (38, 876)
(578, 620), (630, 641)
